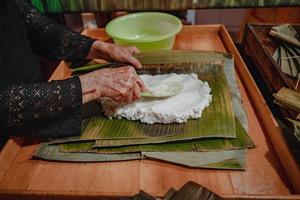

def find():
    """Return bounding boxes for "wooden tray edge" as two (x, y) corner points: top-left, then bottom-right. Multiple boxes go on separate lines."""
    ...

(220, 24), (300, 193)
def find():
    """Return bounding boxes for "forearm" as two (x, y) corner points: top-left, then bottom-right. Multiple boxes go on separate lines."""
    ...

(79, 73), (98, 104)
(0, 77), (82, 137)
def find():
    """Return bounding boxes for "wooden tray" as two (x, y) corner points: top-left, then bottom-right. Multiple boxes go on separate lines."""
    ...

(0, 25), (299, 199)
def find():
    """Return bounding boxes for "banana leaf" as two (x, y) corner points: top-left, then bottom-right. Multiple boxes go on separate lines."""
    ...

(134, 51), (231, 64)
(34, 142), (141, 162)
(279, 45), (297, 77)
(133, 191), (156, 200)
(270, 30), (300, 48)
(284, 44), (300, 77)
(59, 118), (254, 153)
(49, 54), (236, 146)
(142, 150), (245, 170)
(139, 51), (247, 132)
(271, 24), (300, 78)
(287, 118), (300, 142)
(34, 143), (246, 170)
(49, 51), (248, 145)
(273, 87), (300, 112)
(33, 51), (251, 170)
(272, 24), (299, 39)
(165, 181), (223, 200)
(163, 188), (177, 200)
(222, 55), (248, 132)
(84, 63), (234, 143)
(92, 52), (249, 147)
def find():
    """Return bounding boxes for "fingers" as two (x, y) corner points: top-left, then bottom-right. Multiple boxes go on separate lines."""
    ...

(123, 46), (142, 69)
(127, 56), (142, 69)
(119, 78), (138, 104)
(128, 47), (142, 69)
(135, 76), (148, 92)
(124, 87), (134, 104)
(97, 66), (147, 104)
(123, 66), (147, 93)
(133, 82), (141, 100)
(89, 41), (143, 69)
(127, 46), (140, 54)
(115, 78), (143, 104)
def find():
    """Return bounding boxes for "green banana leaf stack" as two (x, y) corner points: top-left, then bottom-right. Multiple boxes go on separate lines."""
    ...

(271, 24), (300, 80)
(34, 51), (255, 170)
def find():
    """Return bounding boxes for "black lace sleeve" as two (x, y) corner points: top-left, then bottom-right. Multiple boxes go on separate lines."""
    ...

(15, 0), (95, 63)
(0, 77), (82, 138)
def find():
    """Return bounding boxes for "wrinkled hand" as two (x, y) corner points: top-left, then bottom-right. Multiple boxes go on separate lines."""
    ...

(87, 40), (142, 69)
(79, 66), (147, 104)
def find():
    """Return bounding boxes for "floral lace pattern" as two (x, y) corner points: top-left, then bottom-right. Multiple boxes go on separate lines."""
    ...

(0, 77), (83, 137)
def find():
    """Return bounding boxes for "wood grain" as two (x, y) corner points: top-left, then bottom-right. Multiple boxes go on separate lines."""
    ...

(227, 24), (300, 193)
(0, 140), (23, 182)
(0, 25), (299, 199)
(27, 160), (140, 196)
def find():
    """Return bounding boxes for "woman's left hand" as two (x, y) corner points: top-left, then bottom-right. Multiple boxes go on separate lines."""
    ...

(86, 40), (142, 69)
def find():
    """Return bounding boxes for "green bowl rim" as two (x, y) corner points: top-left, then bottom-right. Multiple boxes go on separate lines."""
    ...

(105, 12), (182, 43)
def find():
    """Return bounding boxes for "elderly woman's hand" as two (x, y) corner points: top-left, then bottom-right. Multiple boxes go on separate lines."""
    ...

(87, 40), (142, 69)
(79, 66), (147, 104)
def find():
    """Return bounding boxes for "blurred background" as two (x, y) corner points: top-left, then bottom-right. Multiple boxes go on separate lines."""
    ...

(30, 1), (300, 42)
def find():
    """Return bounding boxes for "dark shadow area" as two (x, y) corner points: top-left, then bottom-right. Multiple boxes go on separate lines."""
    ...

(237, 43), (300, 164)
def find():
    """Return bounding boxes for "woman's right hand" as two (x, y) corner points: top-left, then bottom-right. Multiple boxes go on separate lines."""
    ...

(79, 66), (147, 104)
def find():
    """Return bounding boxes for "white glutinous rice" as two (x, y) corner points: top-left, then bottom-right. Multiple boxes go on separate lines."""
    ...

(102, 73), (212, 124)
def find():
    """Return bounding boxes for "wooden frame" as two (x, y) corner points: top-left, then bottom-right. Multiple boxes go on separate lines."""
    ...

(0, 25), (299, 199)
(243, 23), (300, 92)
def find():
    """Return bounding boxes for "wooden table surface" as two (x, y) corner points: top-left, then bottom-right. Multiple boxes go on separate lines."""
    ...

(0, 25), (299, 199)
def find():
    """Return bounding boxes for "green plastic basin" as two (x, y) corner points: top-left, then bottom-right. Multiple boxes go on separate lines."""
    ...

(106, 12), (182, 52)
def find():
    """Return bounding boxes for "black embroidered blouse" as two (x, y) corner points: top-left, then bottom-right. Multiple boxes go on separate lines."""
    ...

(0, 0), (94, 137)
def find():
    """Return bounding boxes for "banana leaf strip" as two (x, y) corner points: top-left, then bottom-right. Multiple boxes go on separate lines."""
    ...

(287, 118), (300, 142)
(163, 188), (177, 200)
(273, 87), (300, 112)
(142, 150), (246, 170)
(33, 143), (246, 170)
(270, 29), (300, 48)
(59, 118), (254, 153)
(102, 121), (253, 151)
(283, 44), (300, 77)
(222, 55), (248, 132)
(34, 142), (141, 162)
(167, 181), (223, 200)
(270, 24), (300, 78)
(271, 24), (299, 39)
